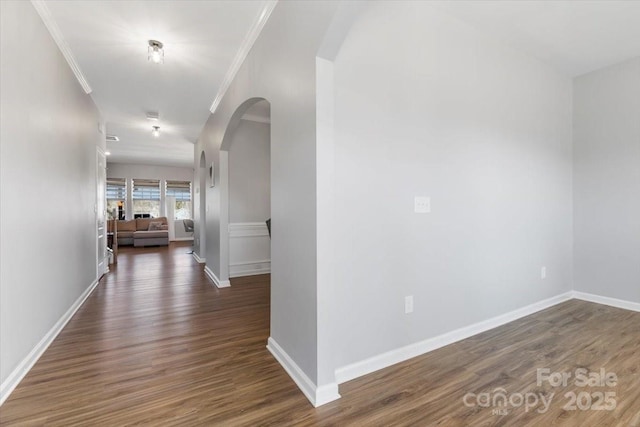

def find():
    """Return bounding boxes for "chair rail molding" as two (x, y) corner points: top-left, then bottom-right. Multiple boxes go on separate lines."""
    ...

(228, 222), (271, 278)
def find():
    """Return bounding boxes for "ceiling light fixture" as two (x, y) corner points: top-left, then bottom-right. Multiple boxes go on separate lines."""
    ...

(148, 40), (164, 64)
(151, 126), (161, 137)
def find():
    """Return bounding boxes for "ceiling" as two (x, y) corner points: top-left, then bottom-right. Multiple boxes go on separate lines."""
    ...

(42, 1), (639, 168)
(430, 0), (640, 77)
(44, 0), (269, 167)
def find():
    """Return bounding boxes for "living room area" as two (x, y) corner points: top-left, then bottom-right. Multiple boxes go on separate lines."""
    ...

(106, 163), (195, 261)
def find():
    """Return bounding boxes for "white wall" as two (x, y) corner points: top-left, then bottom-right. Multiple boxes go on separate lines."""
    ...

(106, 162), (194, 238)
(573, 58), (640, 303)
(0, 0), (103, 395)
(107, 163), (194, 182)
(227, 119), (271, 277)
(321, 1), (573, 379)
(194, 1), (340, 393)
(194, 153), (208, 257)
(228, 119), (271, 223)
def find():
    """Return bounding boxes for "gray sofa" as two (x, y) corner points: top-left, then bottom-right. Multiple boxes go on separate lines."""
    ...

(110, 217), (169, 247)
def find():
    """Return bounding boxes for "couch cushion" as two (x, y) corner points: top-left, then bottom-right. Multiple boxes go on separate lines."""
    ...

(136, 217), (167, 231)
(117, 220), (136, 232)
(133, 230), (168, 239)
(118, 237), (134, 245)
(117, 231), (134, 238)
(148, 221), (164, 231)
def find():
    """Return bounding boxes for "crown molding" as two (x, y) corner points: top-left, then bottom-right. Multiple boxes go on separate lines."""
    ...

(30, 0), (92, 94)
(209, 0), (278, 114)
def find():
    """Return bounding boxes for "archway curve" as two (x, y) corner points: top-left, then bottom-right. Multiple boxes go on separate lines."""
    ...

(218, 97), (271, 285)
(220, 97), (268, 151)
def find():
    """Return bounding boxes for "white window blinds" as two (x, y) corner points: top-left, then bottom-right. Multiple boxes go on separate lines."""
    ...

(132, 179), (160, 200)
(106, 178), (126, 200)
(166, 180), (191, 201)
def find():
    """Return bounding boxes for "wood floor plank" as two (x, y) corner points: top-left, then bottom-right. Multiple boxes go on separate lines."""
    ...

(1, 242), (638, 426)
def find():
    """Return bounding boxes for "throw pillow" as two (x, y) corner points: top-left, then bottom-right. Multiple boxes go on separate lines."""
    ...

(148, 221), (163, 231)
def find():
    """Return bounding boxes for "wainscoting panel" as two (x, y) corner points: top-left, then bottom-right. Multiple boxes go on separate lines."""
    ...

(229, 222), (271, 278)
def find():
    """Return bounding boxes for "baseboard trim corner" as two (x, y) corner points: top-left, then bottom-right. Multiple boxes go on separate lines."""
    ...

(192, 252), (205, 263)
(0, 277), (100, 406)
(572, 291), (640, 312)
(204, 266), (231, 288)
(229, 260), (271, 278)
(267, 337), (340, 407)
(335, 291), (573, 385)
(172, 237), (194, 242)
(229, 269), (271, 279)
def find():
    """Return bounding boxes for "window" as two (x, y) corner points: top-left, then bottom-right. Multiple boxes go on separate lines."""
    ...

(132, 179), (160, 218)
(166, 180), (192, 220)
(106, 178), (126, 220)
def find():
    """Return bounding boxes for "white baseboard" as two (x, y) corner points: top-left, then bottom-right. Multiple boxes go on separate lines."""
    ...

(192, 252), (205, 264)
(572, 291), (640, 312)
(0, 277), (100, 406)
(172, 237), (194, 242)
(335, 291), (573, 385)
(204, 265), (231, 288)
(266, 337), (340, 407)
(229, 260), (271, 278)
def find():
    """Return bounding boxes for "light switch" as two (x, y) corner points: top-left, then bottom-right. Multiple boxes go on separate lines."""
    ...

(405, 296), (414, 314)
(414, 196), (431, 213)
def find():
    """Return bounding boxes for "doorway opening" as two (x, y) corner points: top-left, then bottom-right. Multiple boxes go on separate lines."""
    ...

(197, 151), (207, 260)
(219, 98), (271, 284)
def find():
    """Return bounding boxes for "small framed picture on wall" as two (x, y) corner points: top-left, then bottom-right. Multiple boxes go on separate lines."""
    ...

(209, 162), (215, 187)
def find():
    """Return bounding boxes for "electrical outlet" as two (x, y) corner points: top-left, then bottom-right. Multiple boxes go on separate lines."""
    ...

(541, 266), (547, 279)
(405, 296), (414, 314)
(414, 196), (431, 213)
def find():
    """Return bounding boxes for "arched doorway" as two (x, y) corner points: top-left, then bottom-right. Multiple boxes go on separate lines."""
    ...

(219, 98), (271, 284)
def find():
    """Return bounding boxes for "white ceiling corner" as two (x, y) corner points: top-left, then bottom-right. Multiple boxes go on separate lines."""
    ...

(209, 0), (278, 114)
(30, 0), (92, 93)
(429, 0), (640, 77)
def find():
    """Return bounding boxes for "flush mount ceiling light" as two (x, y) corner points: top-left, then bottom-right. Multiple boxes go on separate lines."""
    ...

(151, 126), (161, 137)
(146, 112), (160, 121)
(148, 40), (164, 64)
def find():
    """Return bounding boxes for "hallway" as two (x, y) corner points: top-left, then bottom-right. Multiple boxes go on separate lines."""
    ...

(0, 243), (307, 425)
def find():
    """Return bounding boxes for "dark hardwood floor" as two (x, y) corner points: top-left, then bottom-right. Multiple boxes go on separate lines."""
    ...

(1, 242), (638, 426)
